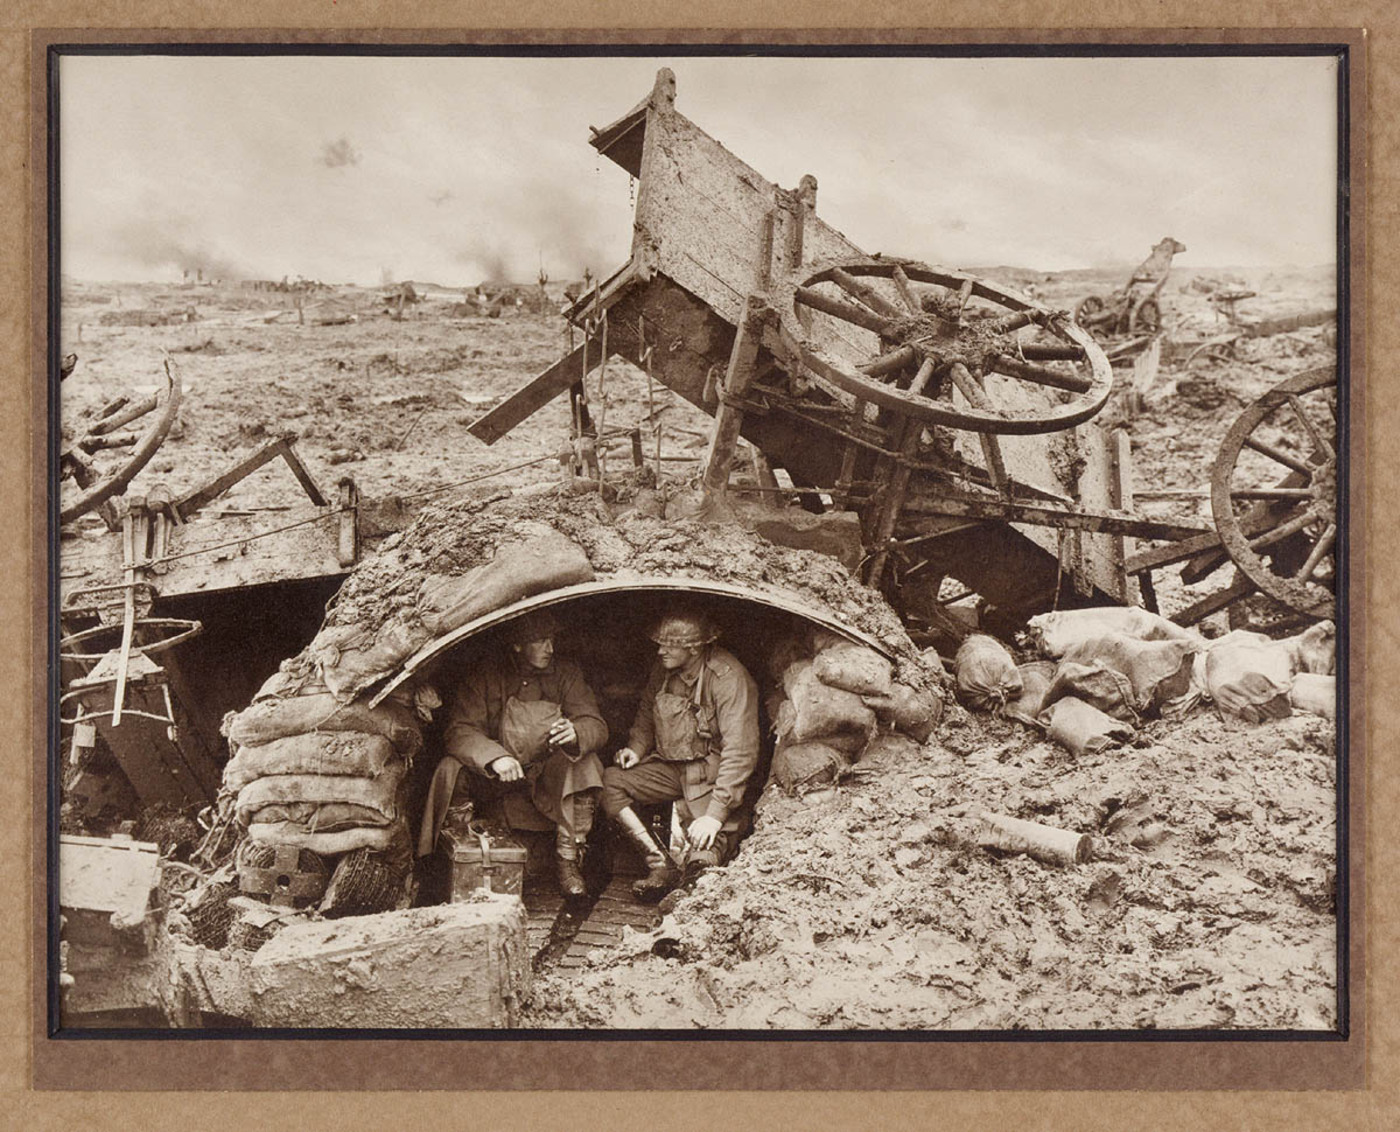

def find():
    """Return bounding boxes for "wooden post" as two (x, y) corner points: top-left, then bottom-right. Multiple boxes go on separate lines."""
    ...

(785, 174), (817, 274)
(865, 359), (937, 586)
(834, 442), (859, 510)
(749, 446), (783, 510)
(700, 293), (772, 501)
(337, 477), (360, 568)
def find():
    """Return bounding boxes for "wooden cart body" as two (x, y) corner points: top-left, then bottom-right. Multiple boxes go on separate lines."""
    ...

(475, 69), (1180, 621)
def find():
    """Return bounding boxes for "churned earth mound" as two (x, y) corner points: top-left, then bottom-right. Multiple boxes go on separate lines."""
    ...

(523, 703), (1336, 1031)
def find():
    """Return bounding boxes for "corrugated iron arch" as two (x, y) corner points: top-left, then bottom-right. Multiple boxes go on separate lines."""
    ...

(368, 574), (894, 707)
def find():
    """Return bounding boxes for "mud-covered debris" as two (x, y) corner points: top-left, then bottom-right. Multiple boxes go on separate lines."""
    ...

(977, 811), (1093, 867)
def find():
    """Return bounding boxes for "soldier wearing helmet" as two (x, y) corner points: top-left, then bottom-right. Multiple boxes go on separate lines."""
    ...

(417, 609), (608, 898)
(603, 607), (760, 901)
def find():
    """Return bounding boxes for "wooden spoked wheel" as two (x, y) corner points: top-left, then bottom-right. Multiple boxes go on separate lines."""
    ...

(60, 357), (182, 524)
(1129, 298), (1161, 334)
(1185, 335), (1243, 370)
(776, 259), (1113, 436)
(1211, 367), (1338, 620)
(1072, 294), (1107, 329)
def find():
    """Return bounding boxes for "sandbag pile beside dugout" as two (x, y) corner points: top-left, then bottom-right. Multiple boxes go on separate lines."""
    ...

(767, 630), (943, 795)
(955, 608), (1337, 754)
(220, 670), (426, 862)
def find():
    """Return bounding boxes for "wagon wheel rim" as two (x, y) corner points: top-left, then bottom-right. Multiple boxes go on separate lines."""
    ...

(59, 616), (204, 663)
(60, 356), (182, 523)
(1072, 295), (1106, 328)
(1210, 366), (1337, 619)
(1186, 335), (1240, 369)
(1130, 298), (1161, 334)
(776, 259), (1113, 436)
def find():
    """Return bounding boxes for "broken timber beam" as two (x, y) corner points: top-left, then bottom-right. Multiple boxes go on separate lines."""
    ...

(701, 293), (773, 500)
(901, 496), (1210, 543)
(468, 337), (606, 445)
(173, 434), (327, 521)
(866, 359), (937, 586)
(1171, 573), (1256, 627)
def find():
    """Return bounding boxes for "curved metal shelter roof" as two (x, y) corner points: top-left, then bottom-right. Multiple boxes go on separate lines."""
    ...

(367, 574), (896, 707)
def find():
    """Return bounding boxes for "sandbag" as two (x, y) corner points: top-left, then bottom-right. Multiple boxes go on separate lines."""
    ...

(770, 739), (850, 794)
(417, 531), (595, 636)
(812, 641), (894, 697)
(223, 691), (421, 754)
(861, 682), (943, 742)
(247, 816), (408, 856)
(1290, 673), (1336, 720)
(782, 661), (877, 746)
(954, 634), (1022, 710)
(223, 732), (399, 792)
(1285, 620), (1336, 676)
(1060, 634), (1200, 718)
(1044, 661), (1138, 723)
(765, 633), (813, 685)
(1040, 696), (1135, 757)
(858, 731), (921, 770)
(1205, 631), (1294, 723)
(1027, 607), (1204, 658)
(1002, 661), (1057, 728)
(310, 616), (433, 703)
(235, 763), (405, 828)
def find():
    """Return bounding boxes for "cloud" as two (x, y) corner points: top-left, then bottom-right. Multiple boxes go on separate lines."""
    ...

(318, 136), (361, 169)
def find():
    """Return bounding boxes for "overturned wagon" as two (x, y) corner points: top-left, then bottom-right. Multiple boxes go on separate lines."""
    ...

(476, 69), (1336, 636)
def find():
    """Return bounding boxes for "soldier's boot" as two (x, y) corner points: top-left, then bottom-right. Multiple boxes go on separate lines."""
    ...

(614, 807), (677, 904)
(556, 827), (587, 898)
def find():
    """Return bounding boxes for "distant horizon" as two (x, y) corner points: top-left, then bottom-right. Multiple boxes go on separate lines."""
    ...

(58, 259), (1339, 292)
(59, 55), (1339, 287)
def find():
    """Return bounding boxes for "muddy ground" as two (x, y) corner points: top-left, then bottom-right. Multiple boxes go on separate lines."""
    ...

(58, 263), (1339, 1030)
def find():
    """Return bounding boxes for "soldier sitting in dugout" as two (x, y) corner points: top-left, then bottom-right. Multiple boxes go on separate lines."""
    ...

(604, 609), (761, 903)
(416, 610), (608, 897)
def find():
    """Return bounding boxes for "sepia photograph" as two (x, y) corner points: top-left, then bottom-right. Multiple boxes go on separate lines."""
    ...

(52, 48), (1345, 1035)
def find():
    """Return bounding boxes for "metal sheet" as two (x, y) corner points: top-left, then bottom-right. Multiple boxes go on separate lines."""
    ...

(368, 574), (896, 708)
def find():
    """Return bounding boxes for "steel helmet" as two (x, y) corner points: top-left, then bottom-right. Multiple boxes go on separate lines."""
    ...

(505, 609), (559, 646)
(650, 610), (719, 648)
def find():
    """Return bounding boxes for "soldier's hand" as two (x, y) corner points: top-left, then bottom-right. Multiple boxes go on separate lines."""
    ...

(687, 815), (722, 851)
(548, 718), (578, 747)
(615, 747), (640, 769)
(491, 755), (524, 782)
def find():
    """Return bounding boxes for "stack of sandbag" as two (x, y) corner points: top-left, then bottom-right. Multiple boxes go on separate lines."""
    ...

(305, 528), (595, 702)
(1000, 607), (1211, 755)
(768, 631), (942, 795)
(220, 669), (427, 867)
(1052, 634), (1201, 721)
(1026, 607), (1205, 657)
(1202, 620), (1336, 723)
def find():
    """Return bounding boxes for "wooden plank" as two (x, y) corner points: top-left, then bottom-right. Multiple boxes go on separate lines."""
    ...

(701, 292), (771, 497)
(1126, 530), (1225, 575)
(468, 338), (605, 445)
(1172, 575), (1256, 627)
(174, 436), (320, 519)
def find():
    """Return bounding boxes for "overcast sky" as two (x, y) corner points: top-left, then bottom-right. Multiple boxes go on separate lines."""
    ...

(58, 53), (1340, 285)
